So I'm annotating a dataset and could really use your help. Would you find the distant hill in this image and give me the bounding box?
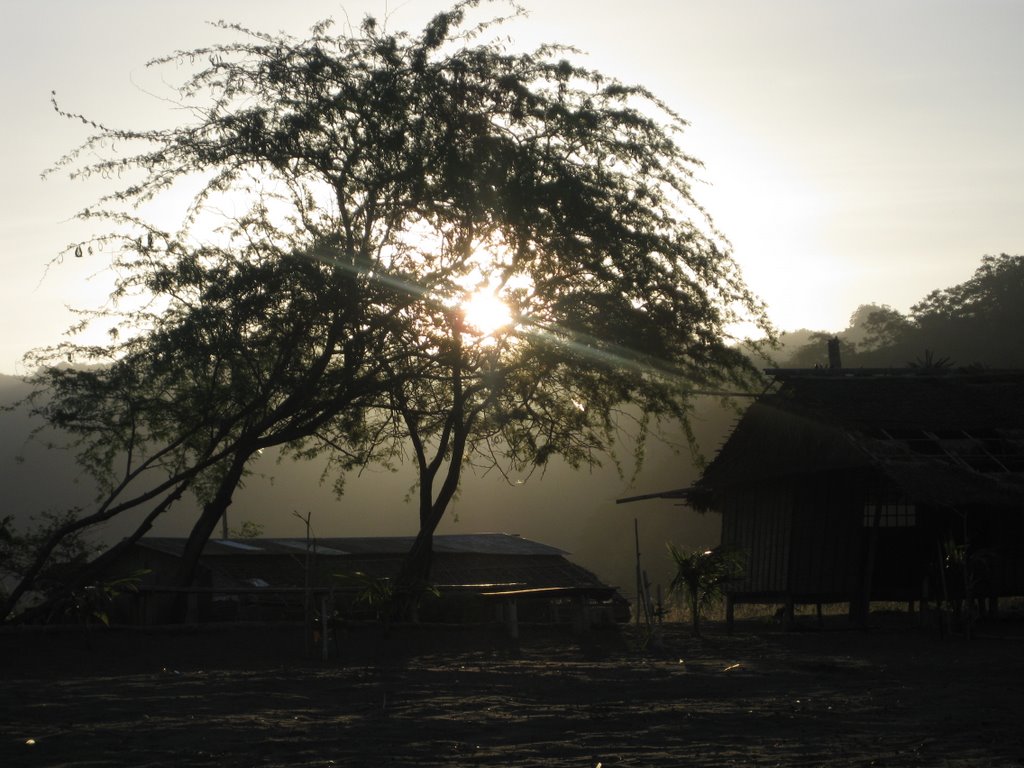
[770,328,824,365]
[0,374,99,528]
[778,256,1024,370]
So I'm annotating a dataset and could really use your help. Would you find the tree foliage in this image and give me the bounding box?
[13,1,770,620]
[1,511,98,619]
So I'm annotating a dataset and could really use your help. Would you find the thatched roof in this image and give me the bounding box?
[698,369,1024,508]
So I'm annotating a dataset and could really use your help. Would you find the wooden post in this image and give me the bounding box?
[854,502,882,628]
[725,595,735,633]
[958,508,975,641]
[573,595,590,635]
[634,519,642,630]
[651,584,664,649]
[641,570,654,627]
[936,537,951,637]
[504,598,519,640]
[186,591,199,623]
[321,594,330,662]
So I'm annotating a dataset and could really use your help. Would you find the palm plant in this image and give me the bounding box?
[668,545,744,636]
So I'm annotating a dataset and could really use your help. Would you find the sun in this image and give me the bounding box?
[462,289,513,336]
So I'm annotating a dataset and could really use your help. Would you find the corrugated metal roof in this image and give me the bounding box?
[135,533,567,559]
[270,539,350,555]
[126,534,602,593]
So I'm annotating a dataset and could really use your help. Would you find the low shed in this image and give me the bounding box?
[111,533,624,626]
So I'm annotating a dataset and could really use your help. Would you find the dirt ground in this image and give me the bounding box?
[2,615,1023,767]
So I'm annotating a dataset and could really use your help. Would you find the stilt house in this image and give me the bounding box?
[626,368,1024,624]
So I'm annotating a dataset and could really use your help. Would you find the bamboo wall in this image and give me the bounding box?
[721,469,1024,605]
[720,479,793,598]
[788,472,865,600]
[721,470,890,603]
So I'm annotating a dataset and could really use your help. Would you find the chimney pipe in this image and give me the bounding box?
[827,337,842,369]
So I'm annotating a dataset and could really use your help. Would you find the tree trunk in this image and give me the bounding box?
[392,527,435,620]
[389,325,470,622]
[390,455,463,620]
[162,451,251,623]
[389,501,446,622]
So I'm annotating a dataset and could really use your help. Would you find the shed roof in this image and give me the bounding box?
[137,533,567,559]
[128,534,608,592]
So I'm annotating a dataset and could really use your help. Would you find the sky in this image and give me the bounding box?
[2,1,1024,591]
[2,0,1023,375]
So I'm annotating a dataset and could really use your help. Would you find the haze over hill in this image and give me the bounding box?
[0,373,734,598]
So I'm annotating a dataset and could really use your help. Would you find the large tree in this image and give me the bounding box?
[20,0,770,619]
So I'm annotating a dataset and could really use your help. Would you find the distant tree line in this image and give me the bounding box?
[782,254,1024,370]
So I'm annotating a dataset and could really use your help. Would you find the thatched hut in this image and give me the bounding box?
[626,369,1024,626]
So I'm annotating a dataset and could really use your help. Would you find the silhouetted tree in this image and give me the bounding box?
[1,511,98,617]
[3,243,399,621]
[22,1,770,619]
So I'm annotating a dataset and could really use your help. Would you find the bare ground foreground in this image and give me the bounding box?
[2,615,1023,767]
